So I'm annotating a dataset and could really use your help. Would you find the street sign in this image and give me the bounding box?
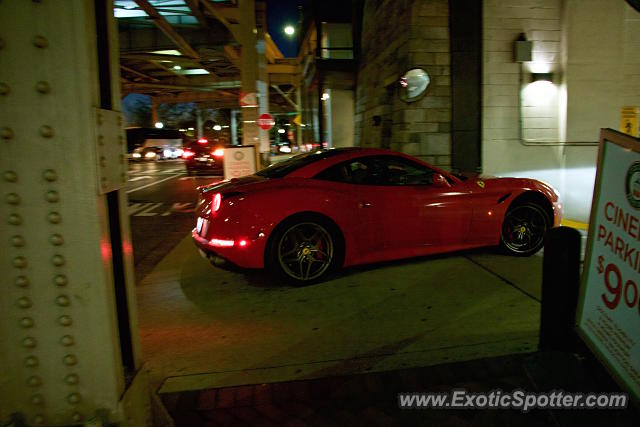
[577,128,640,401]
[258,113,275,130]
[621,106,639,137]
[239,92,257,107]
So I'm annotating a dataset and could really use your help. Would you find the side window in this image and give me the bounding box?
[315,156,437,186]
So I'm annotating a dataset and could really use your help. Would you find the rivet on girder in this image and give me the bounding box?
[30,394,44,405]
[40,125,54,138]
[119,136,124,145]
[72,413,83,422]
[51,254,65,266]
[11,235,25,247]
[0,82,9,95]
[4,171,18,182]
[65,373,79,385]
[0,38,4,50]
[67,393,81,405]
[9,213,23,225]
[47,211,61,224]
[6,193,21,205]
[1,127,14,140]
[54,274,68,287]
[97,113,103,125]
[118,116,123,127]
[45,190,59,203]
[100,156,106,167]
[17,297,32,309]
[43,169,57,182]
[98,135,104,146]
[35,81,51,94]
[24,356,39,368]
[15,276,29,288]
[22,336,37,348]
[55,295,70,307]
[49,234,63,246]
[58,315,72,326]
[13,256,27,268]
[60,335,74,346]
[34,415,45,425]
[20,318,35,329]
[33,35,48,48]
[27,377,42,388]
[63,354,78,366]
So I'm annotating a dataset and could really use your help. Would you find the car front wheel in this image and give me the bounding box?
[500,202,550,256]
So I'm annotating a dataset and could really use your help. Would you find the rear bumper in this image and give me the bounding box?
[191,228,265,268]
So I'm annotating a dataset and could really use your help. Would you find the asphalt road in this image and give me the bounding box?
[126,160,222,282]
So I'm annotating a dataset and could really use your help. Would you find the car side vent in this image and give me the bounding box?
[497,193,511,204]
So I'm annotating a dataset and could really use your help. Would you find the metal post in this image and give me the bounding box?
[231,109,238,145]
[0,1,149,424]
[539,226,582,352]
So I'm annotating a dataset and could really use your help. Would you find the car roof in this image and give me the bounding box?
[282,147,456,180]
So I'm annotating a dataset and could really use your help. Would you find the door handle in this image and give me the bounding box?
[359,201,372,208]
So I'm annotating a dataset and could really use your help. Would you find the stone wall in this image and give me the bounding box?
[355,0,452,168]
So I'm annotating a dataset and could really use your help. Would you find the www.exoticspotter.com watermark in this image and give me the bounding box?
[398,389,628,412]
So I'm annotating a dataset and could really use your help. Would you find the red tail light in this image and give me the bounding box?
[212,148,224,157]
[197,138,208,144]
[182,150,195,159]
[212,193,221,212]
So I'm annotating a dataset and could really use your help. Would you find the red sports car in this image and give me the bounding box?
[192,148,561,284]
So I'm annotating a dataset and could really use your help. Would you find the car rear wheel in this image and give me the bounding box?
[500,202,550,256]
[268,219,338,285]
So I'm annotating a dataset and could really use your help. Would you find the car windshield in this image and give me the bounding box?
[256,149,348,178]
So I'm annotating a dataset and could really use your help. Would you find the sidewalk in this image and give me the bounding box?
[160,350,637,426]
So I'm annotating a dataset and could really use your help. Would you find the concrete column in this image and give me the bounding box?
[239,0,260,166]
[196,108,203,139]
[0,0,149,425]
[296,87,303,147]
[231,109,239,145]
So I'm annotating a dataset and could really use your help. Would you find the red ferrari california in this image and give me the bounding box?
[192,148,561,284]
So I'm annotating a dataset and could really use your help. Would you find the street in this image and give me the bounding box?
[126,160,222,282]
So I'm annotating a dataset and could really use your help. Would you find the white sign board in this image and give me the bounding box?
[578,129,640,401]
[223,145,257,180]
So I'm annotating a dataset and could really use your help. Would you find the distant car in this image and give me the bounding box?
[192,148,562,285]
[182,138,225,175]
[131,145,163,161]
[130,138,184,161]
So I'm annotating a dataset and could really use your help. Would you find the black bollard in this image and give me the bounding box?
[539,226,583,352]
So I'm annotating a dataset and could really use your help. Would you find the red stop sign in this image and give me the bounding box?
[257,113,275,130]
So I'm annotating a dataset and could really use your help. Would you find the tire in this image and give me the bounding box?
[500,202,550,256]
[267,216,340,285]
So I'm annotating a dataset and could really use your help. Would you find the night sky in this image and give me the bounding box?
[266,0,307,57]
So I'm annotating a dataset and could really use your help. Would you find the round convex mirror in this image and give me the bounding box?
[399,68,430,102]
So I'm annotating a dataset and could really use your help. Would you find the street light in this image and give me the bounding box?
[213,124,222,131]
[284,25,295,36]
[155,122,164,129]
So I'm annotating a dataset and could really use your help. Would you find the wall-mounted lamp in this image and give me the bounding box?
[531,72,553,83]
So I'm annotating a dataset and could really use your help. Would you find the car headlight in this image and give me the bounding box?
[145,151,157,158]
[132,152,141,158]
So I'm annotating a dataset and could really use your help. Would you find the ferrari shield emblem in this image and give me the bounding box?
[476,180,485,189]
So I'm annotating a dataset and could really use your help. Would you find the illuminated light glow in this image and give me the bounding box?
[213,124,222,131]
[488,211,493,216]
[522,80,556,106]
[212,193,222,212]
[188,127,194,131]
[279,146,292,153]
[284,25,295,35]
[175,148,183,156]
[238,239,248,247]
[151,49,181,56]
[179,128,187,132]
[172,65,182,70]
[212,148,224,157]
[209,238,234,248]
[278,128,285,134]
[243,120,257,123]
[182,150,195,159]
[181,69,209,75]
[100,240,112,260]
[197,138,208,144]
[163,149,172,158]
[144,151,156,158]
[155,122,164,129]
[132,152,141,158]
[321,92,330,101]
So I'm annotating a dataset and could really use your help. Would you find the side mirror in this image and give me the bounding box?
[432,173,450,188]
